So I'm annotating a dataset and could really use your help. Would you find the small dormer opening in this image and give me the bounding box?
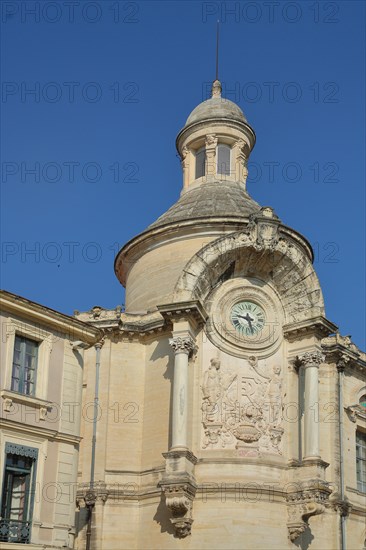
[195,146,206,179]
[217,143,231,176]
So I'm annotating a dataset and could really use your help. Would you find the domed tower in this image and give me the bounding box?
[114,80,260,313]
[76,78,366,550]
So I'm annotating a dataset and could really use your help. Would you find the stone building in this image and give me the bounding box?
[0,290,101,549]
[74,80,366,549]
[1,79,365,550]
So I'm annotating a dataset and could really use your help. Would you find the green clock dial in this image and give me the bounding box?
[230,301,265,336]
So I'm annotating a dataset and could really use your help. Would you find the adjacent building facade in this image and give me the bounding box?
[0,291,101,549]
[1,79,365,549]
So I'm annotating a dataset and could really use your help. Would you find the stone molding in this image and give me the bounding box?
[1,390,52,421]
[162,449,198,465]
[157,301,208,326]
[284,316,337,341]
[77,303,209,341]
[0,290,101,344]
[176,118,256,160]
[322,333,366,373]
[1,417,82,445]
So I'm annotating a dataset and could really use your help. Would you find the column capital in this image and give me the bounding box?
[297,351,324,369]
[169,336,195,355]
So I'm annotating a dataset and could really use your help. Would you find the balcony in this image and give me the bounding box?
[0,519,31,544]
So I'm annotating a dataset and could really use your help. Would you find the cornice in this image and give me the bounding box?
[114,218,249,286]
[0,290,102,344]
[321,333,366,372]
[120,310,166,336]
[157,301,207,326]
[175,117,256,154]
[283,316,338,342]
[0,418,81,445]
[115,217,314,288]
[278,224,314,263]
[94,302,209,341]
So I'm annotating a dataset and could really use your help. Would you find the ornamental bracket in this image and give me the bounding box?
[286,479,331,542]
[159,481,197,538]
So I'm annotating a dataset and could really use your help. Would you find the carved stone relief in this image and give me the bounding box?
[201,356,284,456]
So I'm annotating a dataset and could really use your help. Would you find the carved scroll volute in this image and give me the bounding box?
[287,502,325,542]
[162,483,196,538]
[286,481,331,542]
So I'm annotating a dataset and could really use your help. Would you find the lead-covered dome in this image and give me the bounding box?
[185,96,247,127]
[184,79,247,128]
[148,180,260,230]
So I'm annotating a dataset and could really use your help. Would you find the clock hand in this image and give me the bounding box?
[236,313,255,333]
[236,313,254,322]
[243,313,254,323]
[247,318,254,333]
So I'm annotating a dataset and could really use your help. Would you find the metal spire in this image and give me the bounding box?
[212,21,222,98]
[216,20,220,81]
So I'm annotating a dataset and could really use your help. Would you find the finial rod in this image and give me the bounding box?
[216,20,220,81]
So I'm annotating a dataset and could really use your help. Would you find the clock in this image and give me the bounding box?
[205,278,283,358]
[230,301,265,337]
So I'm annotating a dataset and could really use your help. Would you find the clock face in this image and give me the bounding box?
[230,301,265,337]
[206,278,282,358]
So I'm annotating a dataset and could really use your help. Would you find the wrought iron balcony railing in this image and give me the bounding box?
[0,518,31,543]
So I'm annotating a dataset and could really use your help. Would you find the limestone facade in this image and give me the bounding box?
[0,291,101,549]
[74,82,366,549]
[1,79,365,550]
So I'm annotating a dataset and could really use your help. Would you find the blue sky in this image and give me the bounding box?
[1,0,365,348]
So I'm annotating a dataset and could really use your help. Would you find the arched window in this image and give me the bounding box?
[359,394,366,409]
[195,147,206,179]
[217,144,231,176]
